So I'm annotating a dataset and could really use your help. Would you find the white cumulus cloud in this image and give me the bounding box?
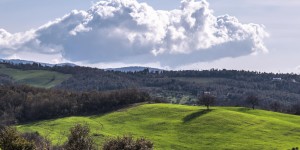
[0,0,268,67]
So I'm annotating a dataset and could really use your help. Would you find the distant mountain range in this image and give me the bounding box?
[0,59,163,72]
[105,66,164,72]
[0,59,77,67]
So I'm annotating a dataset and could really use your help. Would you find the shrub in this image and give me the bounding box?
[22,132,51,150]
[64,124,96,150]
[102,135,153,150]
[0,126,35,150]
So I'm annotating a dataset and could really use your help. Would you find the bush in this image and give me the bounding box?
[0,126,35,150]
[102,135,153,150]
[64,124,96,150]
[22,132,51,150]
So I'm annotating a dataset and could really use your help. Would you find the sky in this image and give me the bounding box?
[0,0,299,73]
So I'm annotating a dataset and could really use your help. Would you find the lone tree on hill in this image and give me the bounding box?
[246,95,259,110]
[198,93,215,110]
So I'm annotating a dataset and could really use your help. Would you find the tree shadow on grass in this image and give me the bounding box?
[183,109,213,123]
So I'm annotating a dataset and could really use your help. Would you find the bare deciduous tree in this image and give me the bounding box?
[246,95,259,110]
[198,93,215,110]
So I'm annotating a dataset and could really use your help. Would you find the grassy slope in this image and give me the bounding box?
[0,65,71,88]
[18,104,300,150]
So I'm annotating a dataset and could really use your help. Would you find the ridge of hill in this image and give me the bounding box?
[17,104,300,150]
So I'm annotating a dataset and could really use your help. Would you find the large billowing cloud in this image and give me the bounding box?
[0,0,268,67]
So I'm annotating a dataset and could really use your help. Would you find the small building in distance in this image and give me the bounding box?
[272,78,282,81]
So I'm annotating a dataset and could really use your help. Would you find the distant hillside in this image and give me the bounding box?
[0,59,77,67]
[17,104,300,150]
[2,61,300,114]
[105,66,163,72]
[0,64,71,88]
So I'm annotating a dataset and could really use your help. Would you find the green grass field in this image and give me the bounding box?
[0,65,71,88]
[17,104,300,150]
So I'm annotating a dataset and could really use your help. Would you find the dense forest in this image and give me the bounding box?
[0,85,151,125]
[2,62,300,116]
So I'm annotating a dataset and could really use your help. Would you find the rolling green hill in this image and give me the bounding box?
[17,104,300,150]
[0,65,71,88]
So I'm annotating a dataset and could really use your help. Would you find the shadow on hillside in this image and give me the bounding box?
[183,109,212,123]
[237,107,251,112]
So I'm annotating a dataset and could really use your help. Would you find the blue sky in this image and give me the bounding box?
[0,0,299,73]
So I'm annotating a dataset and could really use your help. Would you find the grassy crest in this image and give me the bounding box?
[17,104,300,149]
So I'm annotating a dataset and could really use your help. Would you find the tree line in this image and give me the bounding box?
[0,85,151,126]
